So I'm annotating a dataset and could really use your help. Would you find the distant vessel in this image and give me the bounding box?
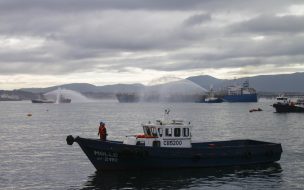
[223,80,257,102]
[66,109,282,171]
[32,96,71,103]
[201,86,223,103]
[32,89,71,104]
[273,95,304,113]
[116,93,140,103]
[31,99,55,103]
[55,88,71,103]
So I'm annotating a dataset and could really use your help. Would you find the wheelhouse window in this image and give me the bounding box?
[165,128,172,137]
[144,126,158,137]
[144,126,151,136]
[150,127,157,137]
[174,128,181,137]
[158,128,163,137]
[183,128,189,137]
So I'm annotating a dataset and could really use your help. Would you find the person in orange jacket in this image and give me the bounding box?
[98,122,107,141]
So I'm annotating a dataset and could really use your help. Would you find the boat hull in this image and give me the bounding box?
[202,98,223,103]
[223,94,258,102]
[31,99,54,103]
[69,136,282,171]
[273,103,304,113]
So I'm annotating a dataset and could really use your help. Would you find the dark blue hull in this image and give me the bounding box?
[68,136,282,171]
[223,94,257,102]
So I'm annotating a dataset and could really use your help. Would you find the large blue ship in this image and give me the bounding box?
[223,80,258,102]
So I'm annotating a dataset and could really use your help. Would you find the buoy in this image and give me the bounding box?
[27,113,32,117]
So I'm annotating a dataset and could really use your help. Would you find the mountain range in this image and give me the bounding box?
[20,72,304,94]
[187,72,304,92]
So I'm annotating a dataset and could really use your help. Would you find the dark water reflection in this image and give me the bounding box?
[80,164,282,190]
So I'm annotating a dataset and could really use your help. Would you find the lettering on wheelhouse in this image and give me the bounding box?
[94,150,118,162]
[163,140,183,146]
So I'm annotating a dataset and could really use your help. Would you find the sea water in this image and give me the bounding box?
[0,101,303,189]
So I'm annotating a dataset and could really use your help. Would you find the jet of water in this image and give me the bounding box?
[142,77,207,102]
[44,88,92,103]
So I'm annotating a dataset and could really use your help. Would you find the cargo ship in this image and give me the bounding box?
[223,80,257,102]
[66,110,282,171]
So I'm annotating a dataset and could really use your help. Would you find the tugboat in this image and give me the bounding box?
[31,99,55,103]
[66,110,282,171]
[116,93,140,103]
[223,80,257,102]
[273,95,304,113]
[201,86,223,103]
[55,88,71,103]
[31,94,55,103]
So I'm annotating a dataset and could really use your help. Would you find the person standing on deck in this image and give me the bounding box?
[98,122,107,141]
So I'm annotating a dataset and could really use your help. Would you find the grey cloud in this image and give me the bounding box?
[107,33,304,72]
[0,0,303,78]
[231,15,304,34]
[0,0,300,12]
[183,13,211,26]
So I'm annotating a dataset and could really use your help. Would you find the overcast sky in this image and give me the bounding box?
[1,0,304,89]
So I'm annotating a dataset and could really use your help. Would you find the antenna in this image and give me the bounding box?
[165,108,170,115]
[163,108,170,123]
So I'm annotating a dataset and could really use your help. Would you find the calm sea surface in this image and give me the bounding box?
[0,101,304,189]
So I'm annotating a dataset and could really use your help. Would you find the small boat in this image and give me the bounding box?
[203,97,223,103]
[66,110,282,171]
[201,86,223,103]
[273,95,304,113]
[249,108,263,112]
[31,93,55,103]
